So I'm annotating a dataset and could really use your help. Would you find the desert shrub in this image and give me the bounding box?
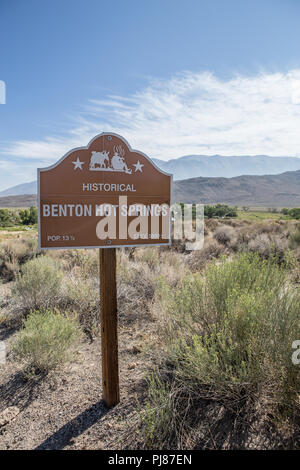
[0,259,19,283]
[117,262,155,324]
[289,224,300,249]
[187,239,224,272]
[11,256,63,315]
[231,226,253,248]
[221,218,240,228]
[61,269,98,338]
[12,309,82,375]
[141,253,300,449]
[254,222,284,235]
[115,250,158,324]
[141,374,176,447]
[156,251,189,286]
[248,234,288,261]
[213,225,234,245]
[134,247,160,269]
[41,250,99,338]
[49,249,98,277]
[0,281,9,324]
[236,222,284,248]
[168,238,186,253]
[0,237,39,281]
[229,222,289,259]
[204,218,219,233]
[248,233,272,257]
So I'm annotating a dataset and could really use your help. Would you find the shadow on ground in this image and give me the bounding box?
[0,326,18,342]
[35,401,109,450]
[0,371,43,412]
[192,400,300,450]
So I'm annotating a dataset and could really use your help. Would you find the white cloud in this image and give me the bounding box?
[0,158,37,191]
[3,70,300,164]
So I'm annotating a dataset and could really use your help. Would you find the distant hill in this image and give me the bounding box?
[0,194,37,208]
[0,181,37,196]
[2,168,300,208]
[1,155,300,197]
[1,155,300,198]
[154,155,300,180]
[173,170,300,207]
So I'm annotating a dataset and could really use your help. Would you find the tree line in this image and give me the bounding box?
[0,207,38,227]
[204,204,237,218]
[281,208,300,219]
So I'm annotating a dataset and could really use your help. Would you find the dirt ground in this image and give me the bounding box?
[0,231,299,450]
[1,320,298,450]
[0,321,152,450]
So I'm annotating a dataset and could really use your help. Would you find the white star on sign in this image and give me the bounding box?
[72,157,84,170]
[133,160,144,173]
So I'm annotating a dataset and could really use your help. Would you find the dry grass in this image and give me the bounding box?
[213,225,235,245]
[187,238,224,272]
[0,237,39,282]
[12,309,83,377]
[1,218,300,450]
[140,253,300,449]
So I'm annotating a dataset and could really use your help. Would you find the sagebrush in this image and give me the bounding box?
[12,309,82,375]
[141,253,300,449]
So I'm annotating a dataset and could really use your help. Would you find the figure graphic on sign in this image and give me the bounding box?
[89,146,133,174]
[89,150,109,170]
[111,146,132,174]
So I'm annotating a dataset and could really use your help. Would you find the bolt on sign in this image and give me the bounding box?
[38,133,172,249]
[38,133,172,408]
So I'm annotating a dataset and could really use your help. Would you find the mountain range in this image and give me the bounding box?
[2,155,300,198]
[2,155,300,208]
[172,170,300,207]
[153,155,300,180]
[1,170,300,208]
[0,181,37,196]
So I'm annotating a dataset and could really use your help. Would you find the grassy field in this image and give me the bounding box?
[0,225,37,232]
[237,209,292,220]
[0,226,37,244]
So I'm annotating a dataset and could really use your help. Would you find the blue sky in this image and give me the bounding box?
[1,0,300,190]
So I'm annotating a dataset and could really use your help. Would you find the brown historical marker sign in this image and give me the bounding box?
[38,133,172,249]
[38,133,172,408]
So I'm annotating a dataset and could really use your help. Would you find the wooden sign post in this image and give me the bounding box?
[100,248,119,407]
[38,133,172,408]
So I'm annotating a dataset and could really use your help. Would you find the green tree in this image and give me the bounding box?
[288,208,300,219]
[204,204,237,218]
[0,208,20,227]
[19,206,38,225]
